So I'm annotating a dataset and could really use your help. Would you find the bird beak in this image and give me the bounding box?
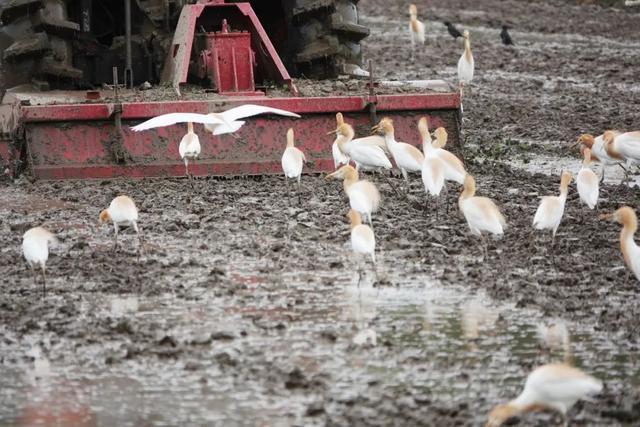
[327,128,339,136]
[325,172,335,181]
[598,213,613,221]
[371,124,380,135]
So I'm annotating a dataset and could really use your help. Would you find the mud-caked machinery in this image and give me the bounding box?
[0,0,461,179]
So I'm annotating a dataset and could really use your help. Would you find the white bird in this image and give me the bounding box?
[419,119,445,212]
[99,195,141,251]
[533,170,571,246]
[326,165,381,226]
[485,363,603,427]
[457,30,474,89]
[431,126,467,184]
[130,104,301,135]
[348,209,376,264]
[330,122,392,173]
[332,113,351,168]
[408,4,425,60]
[281,128,306,201]
[573,132,622,182]
[22,227,58,295]
[179,121,201,179]
[459,174,506,259]
[537,322,571,362]
[600,206,640,283]
[576,148,599,209]
[372,117,424,182]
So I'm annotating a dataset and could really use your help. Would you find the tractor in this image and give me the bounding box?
[0,0,461,180]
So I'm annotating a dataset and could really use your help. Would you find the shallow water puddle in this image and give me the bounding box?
[0,260,637,426]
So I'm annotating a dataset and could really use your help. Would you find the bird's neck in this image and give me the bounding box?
[620,220,638,265]
[384,131,397,146]
[604,139,623,160]
[459,185,475,200]
[187,122,194,134]
[464,39,472,62]
[343,170,358,191]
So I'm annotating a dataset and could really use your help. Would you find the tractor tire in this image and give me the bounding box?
[0,0,82,93]
[285,0,369,78]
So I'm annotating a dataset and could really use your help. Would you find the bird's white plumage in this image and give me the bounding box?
[409,19,425,45]
[435,148,466,184]
[458,38,474,85]
[533,196,566,236]
[460,197,506,236]
[351,224,376,263]
[107,196,138,227]
[577,167,599,209]
[422,157,445,196]
[179,132,200,161]
[281,147,305,179]
[512,364,603,415]
[345,143,392,170]
[131,104,300,135]
[387,139,423,174]
[347,181,380,222]
[22,227,56,270]
[590,132,621,166]
[610,131,640,165]
[332,140,350,169]
[131,113,226,132]
[624,236,640,281]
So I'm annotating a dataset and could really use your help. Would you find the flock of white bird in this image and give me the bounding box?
[17,4,640,426]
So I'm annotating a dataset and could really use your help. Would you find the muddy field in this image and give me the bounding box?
[2,0,640,426]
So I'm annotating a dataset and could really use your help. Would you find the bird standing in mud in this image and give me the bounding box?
[22,227,58,295]
[329,122,392,174]
[458,175,507,259]
[577,148,599,210]
[573,132,622,183]
[326,165,380,227]
[130,104,301,136]
[600,206,640,283]
[331,113,350,169]
[500,25,514,45]
[485,363,603,427]
[532,171,572,248]
[347,209,376,287]
[419,118,445,213]
[99,195,141,252]
[179,122,200,180]
[444,21,463,39]
[281,128,306,202]
[408,4,425,60]
[373,117,423,187]
[458,30,475,91]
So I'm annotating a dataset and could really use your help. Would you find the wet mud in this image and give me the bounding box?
[2,0,640,425]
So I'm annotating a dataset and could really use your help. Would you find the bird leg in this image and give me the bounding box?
[383,174,402,197]
[112,224,119,252]
[41,265,46,297]
[297,178,302,205]
[550,233,558,271]
[134,222,144,261]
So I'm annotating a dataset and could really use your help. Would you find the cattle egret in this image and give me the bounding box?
[179,122,201,179]
[577,148,599,210]
[326,165,380,227]
[432,126,467,184]
[419,119,445,213]
[533,171,572,247]
[348,209,376,287]
[329,122,392,173]
[408,4,425,60]
[602,130,640,179]
[458,30,474,89]
[600,206,640,283]
[485,364,602,427]
[281,128,306,202]
[537,322,572,363]
[332,113,351,168]
[99,195,141,251]
[573,132,622,182]
[22,227,57,295]
[130,104,301,135]
[459,175,506,259]
[372,117,424,184]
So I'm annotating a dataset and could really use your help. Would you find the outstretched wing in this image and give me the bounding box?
[130,113,226,132]
[219,104,301,123]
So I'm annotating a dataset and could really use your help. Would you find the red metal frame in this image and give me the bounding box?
[20,93,461,180]
[162,0,296,95]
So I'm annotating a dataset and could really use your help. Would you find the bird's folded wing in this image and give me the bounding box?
[220,104,301,122]
[130,113,226,132]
